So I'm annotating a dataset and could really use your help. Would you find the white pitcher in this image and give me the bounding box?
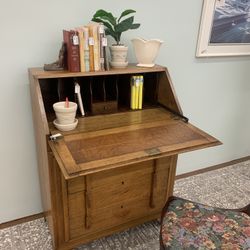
[131,38,163,67]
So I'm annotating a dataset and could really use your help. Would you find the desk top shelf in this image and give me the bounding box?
[29,64,166,79]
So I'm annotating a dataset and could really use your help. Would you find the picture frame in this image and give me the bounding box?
[196,0,250,57]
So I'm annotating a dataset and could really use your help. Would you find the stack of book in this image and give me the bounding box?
[63,22,109,72]
[130,75,144,110]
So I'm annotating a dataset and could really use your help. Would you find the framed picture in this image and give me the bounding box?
[196,0,250,57]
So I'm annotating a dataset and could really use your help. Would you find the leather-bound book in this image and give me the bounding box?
[63,30,80,72]
[75,27,85,72]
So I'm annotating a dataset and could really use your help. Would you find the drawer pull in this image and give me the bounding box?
[85,191,91,229]
[85,176,91,229]
[149,159,157,208]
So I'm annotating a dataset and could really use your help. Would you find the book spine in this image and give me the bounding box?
[63,30,71,71]
[77,29,85,72]
[83,27,90,72]
[130,76,136,110]
[71,30,80,72]
[93,25,100,71]
[138,76,143,109]
[88,27,95,72]
[134,76,140,109]
[103,42,110,71]
[63,30,80,72]
[99,24,105,71]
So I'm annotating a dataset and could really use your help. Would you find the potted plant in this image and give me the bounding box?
[92,9,140,68]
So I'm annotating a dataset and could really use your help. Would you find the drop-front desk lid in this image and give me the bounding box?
[49,108,221,179]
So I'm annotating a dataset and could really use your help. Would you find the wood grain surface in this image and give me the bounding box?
[29,65,221,249]
[49,108,220,177]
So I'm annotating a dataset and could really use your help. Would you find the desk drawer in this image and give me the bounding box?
[65,157,171,240]
[92,101,118,115]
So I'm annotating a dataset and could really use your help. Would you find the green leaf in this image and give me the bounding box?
[116,32,122,44]
[130,23,140,29]
[92,17,115,32]
[118,9,136,22]
[93,9,116,26]
[115,16,134,33]
[105,29,119,44]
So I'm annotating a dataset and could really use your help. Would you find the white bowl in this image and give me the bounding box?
[53,119,78,132]
[53,101,77,125]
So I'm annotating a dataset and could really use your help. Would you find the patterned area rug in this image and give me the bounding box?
[1,160,250,250]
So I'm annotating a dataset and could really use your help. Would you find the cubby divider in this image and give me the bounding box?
[38,71,162,121]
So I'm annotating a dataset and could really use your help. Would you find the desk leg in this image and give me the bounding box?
[167,155,178,199]
[61,175,70,242]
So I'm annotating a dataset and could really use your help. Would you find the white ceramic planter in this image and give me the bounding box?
[53,101,77,125]
[109,45,128,68]
[53,119,78,131]
[131,38,163,67]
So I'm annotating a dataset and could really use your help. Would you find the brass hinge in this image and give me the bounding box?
[145,148,161,156]
[49,133,63,141]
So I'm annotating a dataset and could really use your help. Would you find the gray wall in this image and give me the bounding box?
[0,0,250,223]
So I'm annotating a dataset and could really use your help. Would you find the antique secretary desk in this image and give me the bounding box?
[29,65,220,250]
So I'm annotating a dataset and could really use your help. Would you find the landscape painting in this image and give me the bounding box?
[196,0,250,57]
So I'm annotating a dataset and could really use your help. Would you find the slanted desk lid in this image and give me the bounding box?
[49,108,221,178]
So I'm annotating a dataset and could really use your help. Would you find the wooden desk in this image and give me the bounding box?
[29,65,220,249]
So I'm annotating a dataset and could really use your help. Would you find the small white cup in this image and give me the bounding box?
[53,101,77,125]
